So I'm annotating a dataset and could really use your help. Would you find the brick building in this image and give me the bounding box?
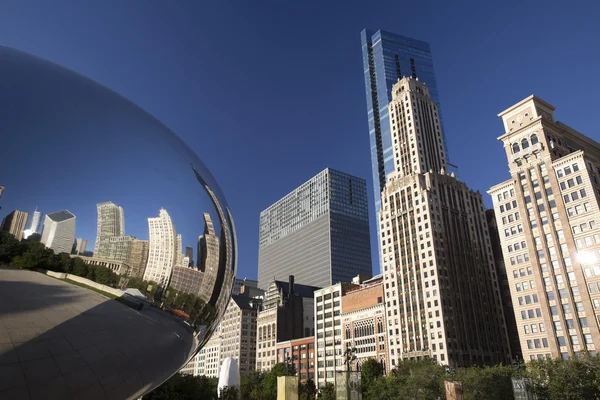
[276,336,315,383]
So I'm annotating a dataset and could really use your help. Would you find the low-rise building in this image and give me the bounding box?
[276,336,315,383]
[314,280,360,388]
[256,276,319,372]
[72,255,130,275]
[341,275,388,373]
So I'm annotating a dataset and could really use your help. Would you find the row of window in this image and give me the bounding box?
[573,220,597,234]
[521,308,542,320]
[524,323,545,334]
[507,240,527,253]
[515,279,536,292]
[511,134,539,154]
[567,202,592,216]
[563,189,587,203]
[556,162,580,178]
[496,189,515,202]
[501,212,521,226]
[526,338,549,349]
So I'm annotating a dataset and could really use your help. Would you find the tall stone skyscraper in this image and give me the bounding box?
[258,168,372,289]
[489,95,600,361]
[0,210,28,239]
[143,208,176,287]
[94,201,124,258]
[380,77,509,368]
[40,210,76,254]
[198,213,220,302]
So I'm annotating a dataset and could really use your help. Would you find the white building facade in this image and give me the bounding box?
[40,210,76,254]
[143,208,176,286]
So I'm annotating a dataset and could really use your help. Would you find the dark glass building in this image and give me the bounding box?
[258,168,372,289]
[361,29,449,215]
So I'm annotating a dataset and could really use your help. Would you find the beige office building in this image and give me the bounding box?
[380,77,509,369]
[94,201,125,259]
[489,95,600,360]
[128,238,149,278]
[0,210,28,240]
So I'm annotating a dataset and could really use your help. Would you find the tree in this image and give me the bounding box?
[451,364,514,400]
[0,231,24,264]
[144,373,218,399]
[299,378,317,400]
[317,382,335,400]
[219,385,240,400]
[361,358,384,395]
[240,370,265,400]
[526,355,600,400]
[364,358,445,400]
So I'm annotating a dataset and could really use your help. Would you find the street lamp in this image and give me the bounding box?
[344,347,358,372]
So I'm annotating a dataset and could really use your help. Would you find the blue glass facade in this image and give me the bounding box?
[361,29,449,215]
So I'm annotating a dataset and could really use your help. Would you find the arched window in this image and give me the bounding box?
[512,143,520,153]
[521,138,530,149]
[531,134,539,145]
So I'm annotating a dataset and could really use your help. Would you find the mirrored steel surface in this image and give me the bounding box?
[0,46,236,399]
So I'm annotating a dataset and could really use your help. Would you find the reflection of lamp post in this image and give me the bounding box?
[344,347,357,372]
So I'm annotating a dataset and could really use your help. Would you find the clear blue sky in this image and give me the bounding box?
[1,0,599,280]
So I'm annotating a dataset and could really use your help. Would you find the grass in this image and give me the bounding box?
[63,277,119,299]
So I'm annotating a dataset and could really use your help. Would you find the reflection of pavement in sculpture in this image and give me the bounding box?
[0,269,194,400]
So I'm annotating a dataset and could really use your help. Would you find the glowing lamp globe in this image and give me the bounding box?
[0,46,236,399]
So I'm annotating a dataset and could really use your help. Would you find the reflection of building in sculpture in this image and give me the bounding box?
[341,275,388,376]
[185,246,194,266]
[382,77,509,368]
[175,233,183,267]
[191,163,237,350]
[73,255,130,275]
[22,208,42,239]
[170,265,204,295]
[0,210,28,240]
[258,168,372,289]
[94,201,124,258]
[127,239,149,278]
[198,213,220,302]
[276,336,315,383]
[256,276,318,372]
[40,210,76,254]
[143,208,176,286]
[490,95,600,362]
[72,238,88,255]
[106,235,134,263]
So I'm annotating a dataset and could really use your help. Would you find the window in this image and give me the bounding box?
[531,134,539,144]
[522,138,530,149]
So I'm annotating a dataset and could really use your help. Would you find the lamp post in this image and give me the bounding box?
[344,347,357,372]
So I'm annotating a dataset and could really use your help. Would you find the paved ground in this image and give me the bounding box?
[0,269,197,400]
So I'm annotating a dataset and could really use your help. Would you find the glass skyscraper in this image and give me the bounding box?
[361,29,449,214]
[258,168,372,289]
